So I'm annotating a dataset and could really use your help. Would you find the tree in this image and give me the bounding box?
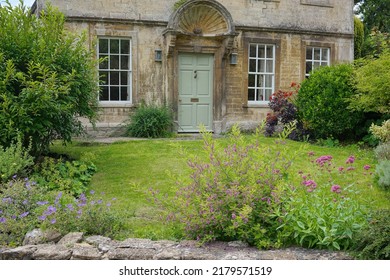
[350,51,390,114]
[0,1,99,156]
[355,0,390,33]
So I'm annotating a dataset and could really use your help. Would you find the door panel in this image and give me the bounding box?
[178,53,213,132]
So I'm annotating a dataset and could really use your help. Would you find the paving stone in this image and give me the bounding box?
[1,245,38,260]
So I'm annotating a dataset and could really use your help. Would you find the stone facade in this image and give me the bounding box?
[33,0,354,135]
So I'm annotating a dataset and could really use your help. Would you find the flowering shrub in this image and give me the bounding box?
[159,125,298,248]
[275,152,371,250]
[0,178,122,246]
[265,83,308,141]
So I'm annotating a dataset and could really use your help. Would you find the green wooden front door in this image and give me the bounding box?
[178,53,214,132]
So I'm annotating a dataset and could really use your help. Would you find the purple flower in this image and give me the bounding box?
[315,155,333,167]
[38,215,47,221]
[338,167,344,172]
[12,174,17,179]
[303,180,317,188]
[90,190,95,195]
[23,200,29,205]
[55,192,63,204]
[308,151,315,156]
[0,210,2,214]
[106,202,112,207]
[19,212,29,218]
[346,156,355,164]
[2,197,12,204]
[232,213,236,219]
[0,217,6,223]
[97,200,103,205]
[66,204,74,211]
[37,201,49,206]
[331,185,342,193]
[364,165,371,170]
[44,205,57,216]
[347,166,355,171]
[50,219,56,224]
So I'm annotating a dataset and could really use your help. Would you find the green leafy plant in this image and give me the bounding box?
[126,104,174,138]
[370,120,390,143]
[296,64,363,140]
[275,154,371,250]
[354,16,365,59]
[32,157,97,197]
[352,209,390,260]
[0,136,33,184]
[174,0,188,10]
[0,3,99,156]
[374,142,390,161]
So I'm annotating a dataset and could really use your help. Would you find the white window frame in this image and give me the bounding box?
[98,37,132,104]
[248,44,275,105]
[305,47,330,78]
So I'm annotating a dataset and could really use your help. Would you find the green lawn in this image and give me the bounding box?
[50,135,390,241]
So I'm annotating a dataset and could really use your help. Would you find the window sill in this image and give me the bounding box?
[98,102,135,108]
[243,103,270,108]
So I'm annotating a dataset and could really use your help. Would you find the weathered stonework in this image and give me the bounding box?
[0,230,354,260]
[33,0,354,135]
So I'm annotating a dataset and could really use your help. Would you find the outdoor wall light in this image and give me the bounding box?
[155,49,162,62]
[230,52,238,65]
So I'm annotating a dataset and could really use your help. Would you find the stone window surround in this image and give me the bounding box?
[242,36,281,108]
[95,29,139,108]
[301,40,335,78]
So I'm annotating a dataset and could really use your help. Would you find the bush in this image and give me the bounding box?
[296,64,363,140]
[352,209,390,260]
[350,51,390,114]
[32,157,97,197]
[374,142,390,161]
[0,3,99,156]
[370,120,390,143]
[126,104,173,138]
[354,17,365,59]
[0,137,34,184]
[375,160,390,190]
[0,178,122,246]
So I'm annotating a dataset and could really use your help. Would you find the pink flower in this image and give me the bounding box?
[346,156,355,164]
[315,155,333,166]
[303,180,317,188]
[363,165,371,170]
[338,167,344,172]
[331,185,341,193]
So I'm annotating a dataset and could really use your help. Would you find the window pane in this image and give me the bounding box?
[110,39,120,54]
[306,47,312,59]
[100,86,109,101]
[257,74,263,87]
[321,49,329,61]
[321,62,328,66]
[249,59,256,72]
[265,89,273,101]
[314,48,321,60]
[266,60,273,73]
[257,89,264,102]
[313,62,320,69]
[248,89,255,101]
[121,40,130,54]
[258,46,265,58]
[266,45,273,58]
[265,74,273,87]
[249,45,257,57]
[248,74,256,87]
[306,62,312,74]
[258,60,265,73]
[121,55,130,70]
[110,72,119,85]
[99,39,108,54]
[121,72,128,85]
[111,87,120,101]
[99,55,108,69]
[110,55,119,69]
[99,71,109,85]
[121,87,129,101]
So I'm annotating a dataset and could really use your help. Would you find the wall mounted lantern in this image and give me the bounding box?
[155,49,162,62]
[230,52,238,65]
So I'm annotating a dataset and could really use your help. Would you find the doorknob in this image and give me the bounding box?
[194,70,197,79]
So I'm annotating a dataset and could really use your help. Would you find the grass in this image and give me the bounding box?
[50,135,390,241]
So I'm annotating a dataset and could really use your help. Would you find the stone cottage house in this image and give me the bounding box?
[32,0,355,135]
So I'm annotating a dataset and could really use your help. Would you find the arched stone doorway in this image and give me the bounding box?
[163,0,237,133]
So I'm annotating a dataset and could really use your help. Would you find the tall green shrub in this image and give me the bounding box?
[126,104,173,138]
[296,64,362,140]
[354,17,365,59]
[0,2,99,156]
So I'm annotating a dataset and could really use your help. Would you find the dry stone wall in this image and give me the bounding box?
[0,229,353,260]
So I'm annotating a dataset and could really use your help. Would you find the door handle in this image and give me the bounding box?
[194,70,197,79]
